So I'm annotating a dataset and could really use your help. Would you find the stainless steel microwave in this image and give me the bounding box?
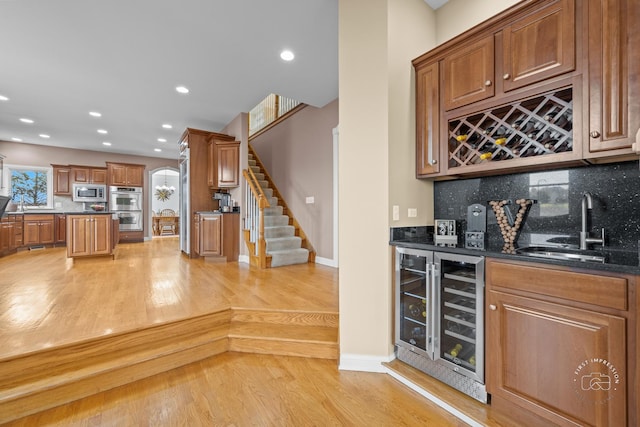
[72,183,107,202]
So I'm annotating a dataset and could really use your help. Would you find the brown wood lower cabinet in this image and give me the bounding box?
[66,214,112,258]
[23,215,54,247]
[55,214,66,245]
[486,258,635,427]
[0,214,20,255]
[194,212,239,261]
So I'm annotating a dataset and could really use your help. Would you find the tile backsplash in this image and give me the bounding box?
[434,161,640,250]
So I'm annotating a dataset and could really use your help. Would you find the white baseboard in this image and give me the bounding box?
[338,353,395,373]
[238,254,250,264]
[315,256,338,268]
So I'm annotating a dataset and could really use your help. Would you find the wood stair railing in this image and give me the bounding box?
[243,166,270,268]
[243,144,316,268]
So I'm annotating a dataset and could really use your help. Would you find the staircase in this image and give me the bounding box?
[244,147,315,268]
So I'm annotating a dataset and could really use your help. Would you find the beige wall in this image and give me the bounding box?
[436,0,521,44]
[221,113,249,257]
[338,0,527,369]
[338,0,437,368]
[251,100,338,261]
[388,0,437,228]
[0,140,178,238]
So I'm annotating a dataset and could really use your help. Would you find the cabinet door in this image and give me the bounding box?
[23,221,40,246]
[72,167,90,183]
[416,62,441,176]
[502,0,575,92]
[110,165,127,186]
[487,290,627,427]
[443,35,494,111]
[216,143,240,188]
[91,215,111,255]
[67,216,91,257]
[91,168,107,184]
[194,214,201,256]
[200,215,222,256]
[53,166,72,195]
[55,214,66,243]
[0,222,14,252]
[587,0,639,154]
[126,166,143,186]
[39,220,54,244]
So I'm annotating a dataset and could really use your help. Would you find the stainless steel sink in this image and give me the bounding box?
[515,246,606,263]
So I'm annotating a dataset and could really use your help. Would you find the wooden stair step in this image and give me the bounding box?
[229,322,338,359]
[231,308,338,328]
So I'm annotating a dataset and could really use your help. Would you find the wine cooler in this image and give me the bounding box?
[395,247,486,402]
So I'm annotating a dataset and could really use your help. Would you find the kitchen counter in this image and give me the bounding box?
[390,228,640,275]
[196,210,240,214]
[3,210,114,216]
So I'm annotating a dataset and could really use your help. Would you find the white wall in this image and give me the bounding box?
[436,0,520,44]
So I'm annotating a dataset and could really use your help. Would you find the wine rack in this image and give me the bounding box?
[448,87,573,168]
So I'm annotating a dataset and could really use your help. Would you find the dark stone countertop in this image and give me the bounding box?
[390,228,640,276]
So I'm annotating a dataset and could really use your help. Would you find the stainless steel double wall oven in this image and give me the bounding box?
[110,186,143,231]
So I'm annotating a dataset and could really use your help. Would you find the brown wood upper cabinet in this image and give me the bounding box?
[72,167,107,184]
[442,0,574,111]
[586,0,640,158]
[107,162,145,187]
[501,0,575,92]
[416,62,440,176]
[52,165,72,196]
[208,137,240,189]
[443,35,495,111]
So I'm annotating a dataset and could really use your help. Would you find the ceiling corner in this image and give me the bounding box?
[423,0,449,10]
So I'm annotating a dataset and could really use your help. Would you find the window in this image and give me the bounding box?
[3,165,53,209]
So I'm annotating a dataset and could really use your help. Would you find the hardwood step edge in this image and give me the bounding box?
[231,307,338,327]
[229,337,338,360]
[228,326,337,345]
[0,339,230,425]
[0,332,229,402]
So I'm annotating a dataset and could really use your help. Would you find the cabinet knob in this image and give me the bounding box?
[503,73,511,80]
[489,304,497,311]
[590,130,601,138]
[430,159,438,165]
[484,80,493,87]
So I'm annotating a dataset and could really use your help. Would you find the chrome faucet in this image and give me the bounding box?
[579,192,605,250]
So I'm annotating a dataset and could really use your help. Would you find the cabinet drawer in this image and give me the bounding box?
[23,214,54,222]
[487,259,627,310]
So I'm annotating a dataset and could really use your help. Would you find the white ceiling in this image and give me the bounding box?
[424,0,449,10]
[0,0,338,159]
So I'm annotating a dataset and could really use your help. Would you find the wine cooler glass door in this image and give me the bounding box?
[395,247,434,359]
[434,252,485,383]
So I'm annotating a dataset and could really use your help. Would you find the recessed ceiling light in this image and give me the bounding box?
[175,86,189,94]
[97,129,108,134]
[154,148,162,152]
[280,50,295,61]
[157,138,167,143]
[89,111,102,117]
[102,142,112,146]
[12,137,22,142]
[39,134,51,139]
[0,95,9,101]
[162,123,173,129]
[20,118,34,124]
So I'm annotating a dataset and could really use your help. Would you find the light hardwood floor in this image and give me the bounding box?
[0,237,471,426]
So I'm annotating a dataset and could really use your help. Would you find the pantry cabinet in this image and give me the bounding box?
[67,214,112,258]
[485,258,634,427]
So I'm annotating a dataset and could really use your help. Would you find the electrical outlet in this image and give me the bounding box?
[305,196,314,204]
[408,208,417,218]
[392,205,399,221]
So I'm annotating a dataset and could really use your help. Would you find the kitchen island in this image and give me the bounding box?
[66,212,118,259]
